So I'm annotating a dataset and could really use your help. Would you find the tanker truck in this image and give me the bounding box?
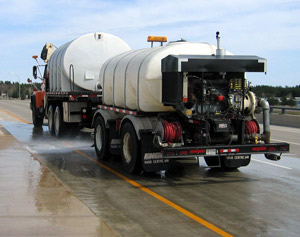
[31,32,130,136]
[31,32,289,174]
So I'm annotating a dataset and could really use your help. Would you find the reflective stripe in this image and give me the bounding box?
[99,105,137,116]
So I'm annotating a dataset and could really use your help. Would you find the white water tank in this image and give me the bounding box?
[48,33,130,92]
[100,42,225,112]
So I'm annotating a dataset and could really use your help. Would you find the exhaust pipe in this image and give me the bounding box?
[216,32,226,57]
[265,153,281,161]
[259,99,270,143]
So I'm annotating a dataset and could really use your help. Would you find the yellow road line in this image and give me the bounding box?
[0,108,29,124]
[75,150,233,237]
[2,109,233,237]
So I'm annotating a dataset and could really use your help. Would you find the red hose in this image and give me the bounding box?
[245,120,259,134]
[174,121,182,142]
[162,120,182,143]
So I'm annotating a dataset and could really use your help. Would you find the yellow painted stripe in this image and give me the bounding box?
[2,109,233,237]
[75,150,233,237]
[0,108,29,124]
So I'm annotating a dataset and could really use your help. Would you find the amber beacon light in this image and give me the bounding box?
[147,36,167,47]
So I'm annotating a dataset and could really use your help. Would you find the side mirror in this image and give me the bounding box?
[33,66,37,79]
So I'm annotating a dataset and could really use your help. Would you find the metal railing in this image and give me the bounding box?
[270,106,300,114]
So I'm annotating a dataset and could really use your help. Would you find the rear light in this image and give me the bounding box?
[280,146,288,151]
[179,151,188,155]
[82,114,87,119]
[189,149,206,154]
[220,148,240,153]
[252,147,267,151]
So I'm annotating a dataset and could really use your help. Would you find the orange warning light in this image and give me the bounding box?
[147,36,167,42]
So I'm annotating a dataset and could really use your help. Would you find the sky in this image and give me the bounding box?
[0,0,299,86]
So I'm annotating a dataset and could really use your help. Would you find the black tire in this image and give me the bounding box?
[94,116,109,160]
[54,106,64,137]
[121,122,141,174]
[32,96,44,127]
[48,105,55,135]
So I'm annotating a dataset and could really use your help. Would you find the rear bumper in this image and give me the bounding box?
[160,143,289,159]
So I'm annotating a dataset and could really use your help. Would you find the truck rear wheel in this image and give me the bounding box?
[54,106,64,137]
[121,122,141,174]
[32,96,44,127]
[94,116,109,160]
[48,105,55,135]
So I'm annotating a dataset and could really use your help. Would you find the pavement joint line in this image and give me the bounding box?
[0,108,30,124]
[3,108,234,237]
[252,158,292,170]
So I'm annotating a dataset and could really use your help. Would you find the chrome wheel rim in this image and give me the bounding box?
[123,133,132,164]
[54,109,59,135]
[48,109,52,131]
[95,125,103,151]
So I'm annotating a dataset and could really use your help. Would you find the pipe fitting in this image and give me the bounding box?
[259,99,271,143]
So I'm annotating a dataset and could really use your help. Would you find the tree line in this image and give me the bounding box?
[251,85,299,106]
[0,81,41,100]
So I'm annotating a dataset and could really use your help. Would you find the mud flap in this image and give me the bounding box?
[35,91,45,111]
[107,120,121,155]
[140,130,171,172]
[223,154,251,168]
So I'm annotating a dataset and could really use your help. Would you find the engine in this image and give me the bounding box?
[158,52,267,147]
[157,72,259,146]
[179,73,256,118]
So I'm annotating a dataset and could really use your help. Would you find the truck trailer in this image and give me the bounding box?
[31,32,290,173]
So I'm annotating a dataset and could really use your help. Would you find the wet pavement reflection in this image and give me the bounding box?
[0,123,117,236]
[1,120,300,236]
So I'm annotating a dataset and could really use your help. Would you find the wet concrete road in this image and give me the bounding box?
[0,123,116,236]
[0,100,300,236]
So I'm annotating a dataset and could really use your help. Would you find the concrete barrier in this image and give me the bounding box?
[256,113,300,128]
